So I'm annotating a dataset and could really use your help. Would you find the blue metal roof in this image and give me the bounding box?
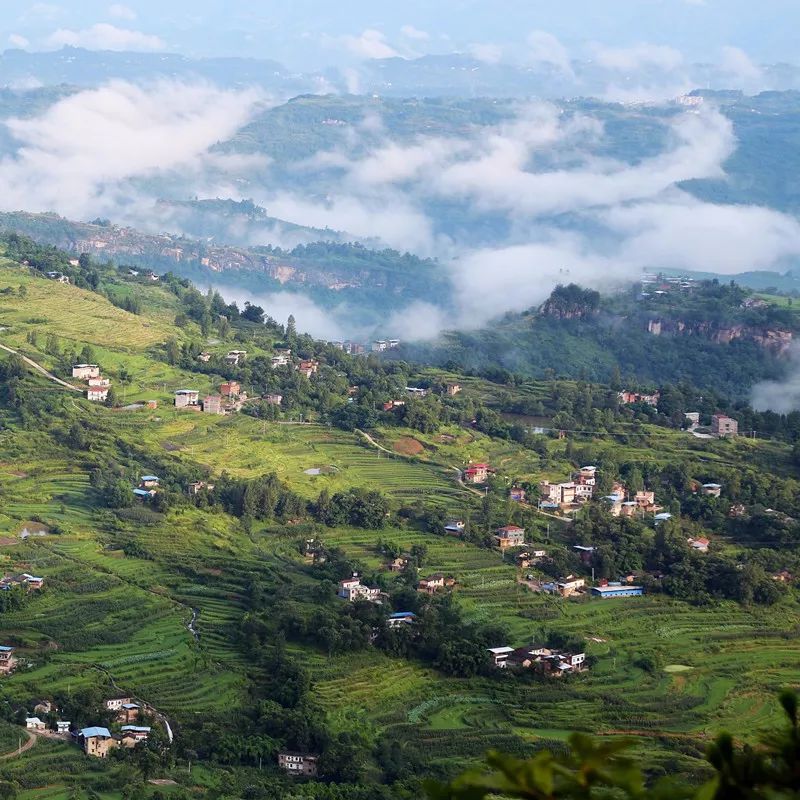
[389,612,416,619]
[0,646,13,652]
[121,726,151,732]
[133,489,152,497]
[140,475,159,482]
[80,727,111,738]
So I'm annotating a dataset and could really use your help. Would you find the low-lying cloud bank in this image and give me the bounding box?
[2,79,800,349]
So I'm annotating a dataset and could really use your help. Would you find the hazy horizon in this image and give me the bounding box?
[1,0,798,72]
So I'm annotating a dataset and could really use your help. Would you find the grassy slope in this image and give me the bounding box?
[0,266,794,793]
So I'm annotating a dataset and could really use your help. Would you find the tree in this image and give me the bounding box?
[241,303,265,324]
[164,338,180,365]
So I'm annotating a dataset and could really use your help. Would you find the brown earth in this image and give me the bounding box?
[394,437,424,456]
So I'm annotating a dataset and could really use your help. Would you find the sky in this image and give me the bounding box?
[0,0,796,69]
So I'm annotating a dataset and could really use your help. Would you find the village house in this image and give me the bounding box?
[688,537,711,553]
[117,703,140,724]
[685,412,700,427]
[573,545,596,565]
[372,340,388,352]
[711,414,739,438]
[197,352,211,363]
[271,354,290,368]
[418,574,456,595]
[33,700,51,716]
[601,493,625,516]
[494,525,525,549]
[105,696,133,712]
[591,583,644,599]
[80,727,115,758]
[72,364,100,380]
[220,381,241,398]
[388,339,400,349]
[444,519,465,535]
[203,395,223,415]
[120,726,150,746]
[26,717,46,730]
[387,611,417,628]
[405,386,429,397]
[462,463,491,484]
[174,389,200,408]
[0,645,16,674]
[702,483,723,498]
[0,573,44,591]
[225,350,247,366]
[265,394,283,406]
[487,646,515,668]
[516,549,547,569]
[188,481,215,496]
[337,575,381,603]
[445,382,462,396]
[618,390,660,407]
[139,476,159,490]
[509,487,526,502]
[298,360,319,378]
[87,376,111,388]
[635,491,660,512]
[772,570,794,583]
[387,556,409,573]
[56,721,71,735]
[278,752,319,777]
[133,488,156,500]
[86,386,109,402]
[488,643,587,676]
[46,271,70,284]
[382,400,406,412]
[556,576,586,597]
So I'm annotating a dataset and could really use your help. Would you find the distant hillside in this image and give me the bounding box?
[402,280,798,396]
[0,211,450,324]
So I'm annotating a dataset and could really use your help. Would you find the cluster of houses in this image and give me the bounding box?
[538,467,667,519]
[0,572,44,592]
[133,474,160,500]
[418,573,456,595]
[175,380,249,414]
[327,339,400,355]
[72,364,112,403]
[618,390,660,407]
[487,642,587,676]
[24,695,152,758]
[538,466,600,511]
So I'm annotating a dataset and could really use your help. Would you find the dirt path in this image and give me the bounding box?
[0,343,81,392]
[0,729,35,760]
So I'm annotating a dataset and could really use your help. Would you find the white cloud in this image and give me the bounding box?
[0,81,264,220]
[45,23,165,52]
[342,29,398,60]
[400,25,429,41]
[719,45,763,82]
[108,4,137,21]
[469,42,505,64]
[526,31,573,75]
[592,43,685,72]
[607,195,800,273]
[8,34,30,49]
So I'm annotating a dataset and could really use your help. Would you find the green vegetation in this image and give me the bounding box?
[0,242,794,798]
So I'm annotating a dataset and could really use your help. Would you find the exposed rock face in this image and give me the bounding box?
[646,318,793,354]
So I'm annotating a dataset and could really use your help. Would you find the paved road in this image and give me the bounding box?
[0,729,35,760]
[0,343,81,392]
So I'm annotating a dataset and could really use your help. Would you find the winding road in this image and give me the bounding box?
[0,729,36,760]
[0,343,82,392]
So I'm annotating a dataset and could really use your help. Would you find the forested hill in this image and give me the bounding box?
[403,281,799,396]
